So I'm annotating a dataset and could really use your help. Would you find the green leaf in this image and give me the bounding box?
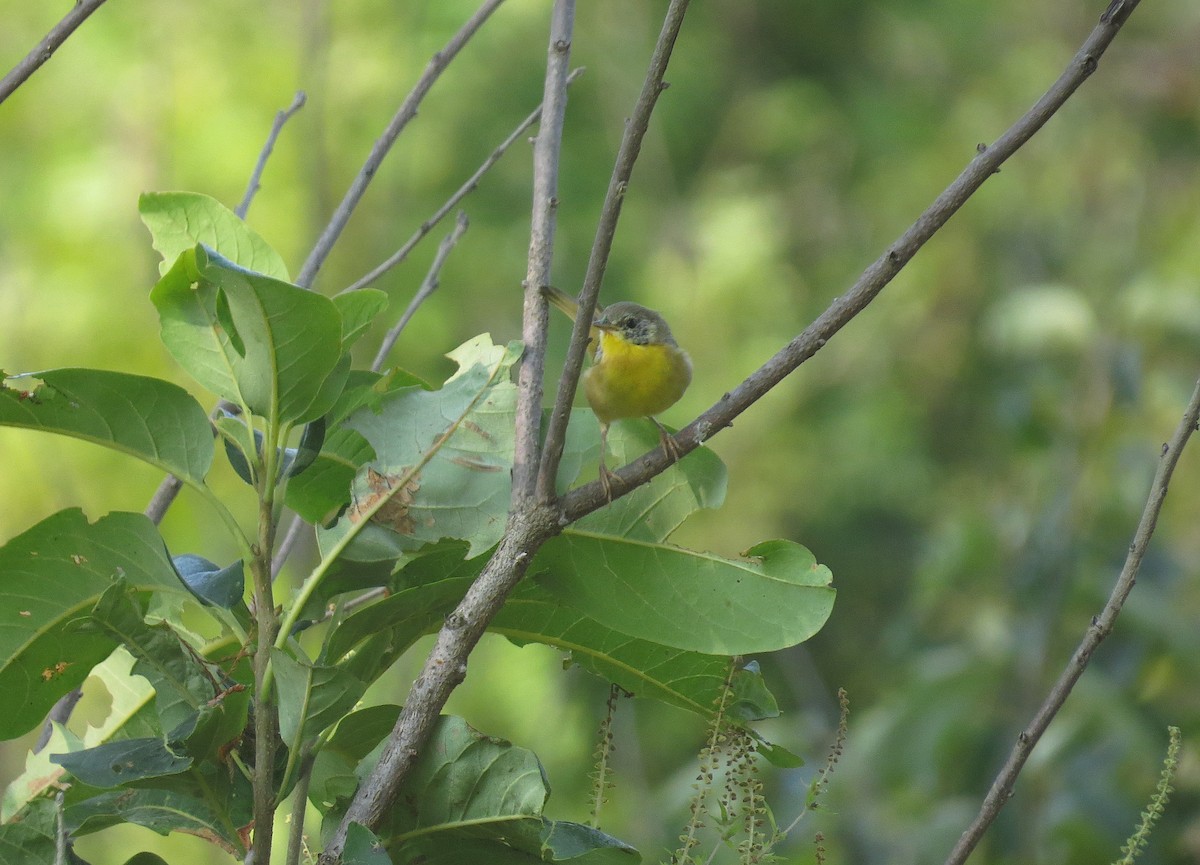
[345,822,394,865]
[0,369,214,486]
[150,245,343,423]
[90,583,215,732]
[285,370,430,526]
[0,798,58,865]
[51,736,192,788]
[333,289,390,349]
[534,537,835,654]
[272,648,368,748]
[309,705,400,813]
[494,585,779,721]
[66,788,242,853]
[323,335,520,558]
[373,716,639,863]
[0,510,188,740]
[170,554,245,609]
[139,191,289,280]
[568,416,727,539]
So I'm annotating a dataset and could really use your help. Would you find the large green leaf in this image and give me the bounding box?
[535,417,834,655]
[309,705,400,813]
[66,786,245,854]
[0,368,214,485]
[273,648,368,749]
[0,798,57,865]
[372,716,639,864]
[0,510,188,740]
[91,584,214,731]
[320,335,520,558]
[51,735,192,788]
[139,191,289,279]
[150,244,343,423]
[534,536,834,655]
[495,585,779,721]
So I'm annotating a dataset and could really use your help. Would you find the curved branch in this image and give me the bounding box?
[943,373,1200,862]
[0,0,110,106]
[559,0,1144,521]
[294,0,506,289]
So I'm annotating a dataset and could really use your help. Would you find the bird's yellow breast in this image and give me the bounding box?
[583,331,692,424]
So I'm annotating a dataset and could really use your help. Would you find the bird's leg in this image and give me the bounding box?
[652,417,682,462]
[597,422,617,501]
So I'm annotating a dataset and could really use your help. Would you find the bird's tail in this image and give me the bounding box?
[540,284,582,320]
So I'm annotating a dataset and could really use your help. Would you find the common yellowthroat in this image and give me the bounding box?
[541,285,692,498]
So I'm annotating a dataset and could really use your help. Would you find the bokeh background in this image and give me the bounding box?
[2,0,1199,862]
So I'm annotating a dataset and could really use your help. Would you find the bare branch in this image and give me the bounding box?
[0,0,110,106]
[294,0,506,289]
[237,90,307,219]
[371,211,470,372]
[535,0,692,502]
[512,0,577,502]
[559,0,1145,521]
[342,68,584,295]
[942,379,1200,862]
[143,475,184,526]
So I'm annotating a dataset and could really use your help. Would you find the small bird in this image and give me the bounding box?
[541,285,692,498]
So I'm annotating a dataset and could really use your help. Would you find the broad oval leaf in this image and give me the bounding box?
[150,245,344,424]
[0,368,214,486]
[321,335,520,558]
[0,510,189,740]
[533,537,835,654]
[139,191,289,279]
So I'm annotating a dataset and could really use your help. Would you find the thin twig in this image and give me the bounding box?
[0,0,110,106]
[558,0,1145,522]
[237,90,307,219]
[943,379,1200,863]
[342,68,584,295]
[534,0,692,502]
[371,211,471,371]
[294,0,507,289]
[512,0,577,503]
[270,213,471,579]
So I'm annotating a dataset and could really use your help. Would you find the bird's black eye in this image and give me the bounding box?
[621,316,636,328]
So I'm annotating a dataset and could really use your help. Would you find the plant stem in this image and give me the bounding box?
[250,432,282,864]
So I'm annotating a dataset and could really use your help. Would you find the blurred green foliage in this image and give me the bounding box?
[1,0,1199,862]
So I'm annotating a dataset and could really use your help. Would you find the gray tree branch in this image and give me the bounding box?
[0,0,110,106]
[294,0,507,289]
[943,370,1198,862]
